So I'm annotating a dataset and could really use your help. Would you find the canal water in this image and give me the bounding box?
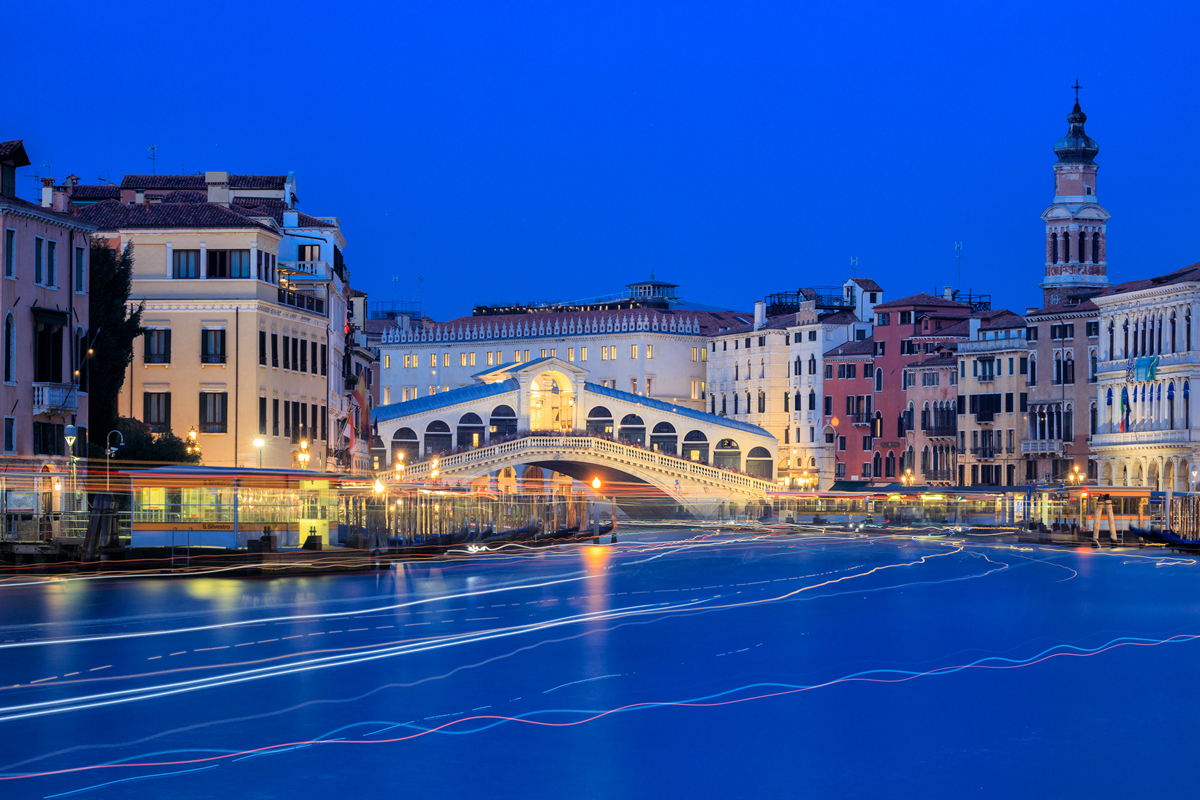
[1,528,1198,798]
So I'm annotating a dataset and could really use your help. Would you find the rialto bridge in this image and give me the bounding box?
[370,357,778,517]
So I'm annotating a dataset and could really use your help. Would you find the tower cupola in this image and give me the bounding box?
[1053,100,1100,164]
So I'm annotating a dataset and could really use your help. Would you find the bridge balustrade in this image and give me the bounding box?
[395,434,775,494]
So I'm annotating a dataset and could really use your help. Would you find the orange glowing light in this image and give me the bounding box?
[591,477,602,490]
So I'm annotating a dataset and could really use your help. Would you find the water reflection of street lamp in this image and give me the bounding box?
[253,438,265,468]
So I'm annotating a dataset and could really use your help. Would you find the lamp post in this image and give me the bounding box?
[186,426,201,462]
[105,430,124,493]
[64,425,77,513]
[298,439,310,470]
[253,438,265,469]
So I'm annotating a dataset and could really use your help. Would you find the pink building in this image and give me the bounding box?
[0,141,94,488]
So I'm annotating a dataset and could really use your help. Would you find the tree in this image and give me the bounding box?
[88,241,144,437]
[86,417,200,465]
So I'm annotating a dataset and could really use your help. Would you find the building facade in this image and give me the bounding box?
[379,279,734,415]
[0,141,94,492]
[901,350,959,485]
[77,175,361,472]
[956,314,1029,487]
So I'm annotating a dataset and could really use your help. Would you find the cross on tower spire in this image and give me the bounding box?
[1072,78,1082,99]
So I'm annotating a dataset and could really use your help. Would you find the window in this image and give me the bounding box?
[259,397,267,435]
[199,392,228,433]
[647,344,653,359]
[877,312,891,326]
[7,313,17,381]
[824,364,833,379]
[2,417,12,452]
[201,329,226,364]
[443,353,449,367]
[691,347,697,362]
[580,347,587,361]
[630,344,639,359]
[691,380,698,400]
[73,246,85,292]
[1087,321,1099,337]
[899,311,912,325]
[271,333,279,367]
[259,331,267,365]
[470,352,476,366]
[46,240,56,286]
[321,343,327,375]
[808,330,817,341]
[514,350,521,363]
[1026,326,1039,341]
[824,396,832,416]
[143,392,171,433]
[838,435,846,451]
[431,353,438,368]
[321,406,328,440]
[34,237,44,284]
[602,347,608,361]
[3,229,13,277]
[292,338,299,371]
[298,244,321,261]
[145,329,171,364]
[384,355,391,369]
[300,340,308,373]
[33,422,65,455]
[229,250,251,278]
[524,350,530,362]
[541,349,547,359]
[490,351,498,365]
[272,398,279,436]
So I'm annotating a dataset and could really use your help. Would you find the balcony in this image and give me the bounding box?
[974,409,995,423]
[278,287,326,316]
[926,424,957,439]
[279,260,331,280]
[1091,430,1192,447]
[33,383,77,415]
[923,469,956,483]
[1022,439,1063,455]
[847,412,872,426]
[969,447,998,460]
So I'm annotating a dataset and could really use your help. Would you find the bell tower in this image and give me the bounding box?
[1039,84,1111,307]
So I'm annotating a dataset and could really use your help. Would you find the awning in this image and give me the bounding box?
[827,480,871,492]
[32,306,69,327]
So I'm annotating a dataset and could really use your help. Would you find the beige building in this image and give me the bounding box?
[956,313,1029,487]
[78,181,344,471]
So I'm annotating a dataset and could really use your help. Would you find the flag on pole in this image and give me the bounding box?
[342,419,355,450]
[1119,387,1129,433]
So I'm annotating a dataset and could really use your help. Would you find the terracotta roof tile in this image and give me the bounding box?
[850,277,884,292]
[873,292,971,310]
[824,337,875,358]
[76,199,273,231]
[120,174,288,190]
[69,184,120,200]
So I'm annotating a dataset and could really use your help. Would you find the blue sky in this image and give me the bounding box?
[9,1,1199,319]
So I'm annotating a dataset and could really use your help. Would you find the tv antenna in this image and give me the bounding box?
[850,256,858,278]
[97,173,110,184]
[955,242,963,290]
[147,145,157,174]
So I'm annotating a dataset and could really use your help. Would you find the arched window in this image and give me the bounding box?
[1168,383,1176,430]
[1090,402,1098,436]
[1092,230,1101,262]
[1077,230,1086,262]
[793,356,801,376]
[1049,232,1058,263]
[1171,312,1178,354]
[757,391,766,413]
[1188,311,1193,352]
[1054,353,1063,385]
[3,313,12,383]
[733,363,738,381]
[874,367,882,392]
[746,391,752,413]
[808,390,816,411]
[1061,231,1070,263]
[783,392,789,413]
[1123,319,1129,358]
[759,359,765,379]
[872,451,882,479]
[1108,322,1114,360]
[732,394,738,415]
[808,355,816,375]
[721,395,727,415]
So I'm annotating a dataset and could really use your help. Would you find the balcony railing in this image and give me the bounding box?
[1022,439,1064,454]
[33,383,77,415]
[969,446,998,460]
[925,424,957,438]
[847,412,872,426]
[279,260,330,280]
[1092,429,1192,447]
[923,469,956,483]
[974,409,995,423]
[278,287,326,316]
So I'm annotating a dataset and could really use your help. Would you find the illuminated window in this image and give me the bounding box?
[691,380,698,399]
[495,351,501,364]
[384,388,391,404]
[647,345,653,359]
[646,378,652,396]
[701,348,706,362]
[460,353,467,366]
[515,350,521,363]
[430,353,436,368]
[429,386,436,395]
[631,344,638,359]
[524,350,530,362]
[384,355,391,369]
[469,352,476,366]
[581,347,587,361]
[541,349,547,358]
[631,378,638,394]
[602,348,608,361]
[443,353,449,367]
[550,349,555,358]
[487,351,495,366]
[568,348,575,362]
[691,347,697,362]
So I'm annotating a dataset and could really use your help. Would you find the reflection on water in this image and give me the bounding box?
[1,529,1199,799]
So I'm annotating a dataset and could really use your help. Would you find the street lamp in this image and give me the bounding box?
[105,430,124,493]
[253,438,265,469]
[186,426,201,461]
[64,425,77,512]
[592,477,602,490]
[298,439,310,469]
[902,468,914,488]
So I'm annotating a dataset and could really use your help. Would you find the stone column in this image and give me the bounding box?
[199,242,207,279]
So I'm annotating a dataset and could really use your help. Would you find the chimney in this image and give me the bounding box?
[969,318,981,340]
[754,301,766,331]
[943,286,954,301]
[283,210,299,228]
[1026,306,1038,315]
[40,177,55,208]
[134,189,145,205]
[205,171,230,206]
